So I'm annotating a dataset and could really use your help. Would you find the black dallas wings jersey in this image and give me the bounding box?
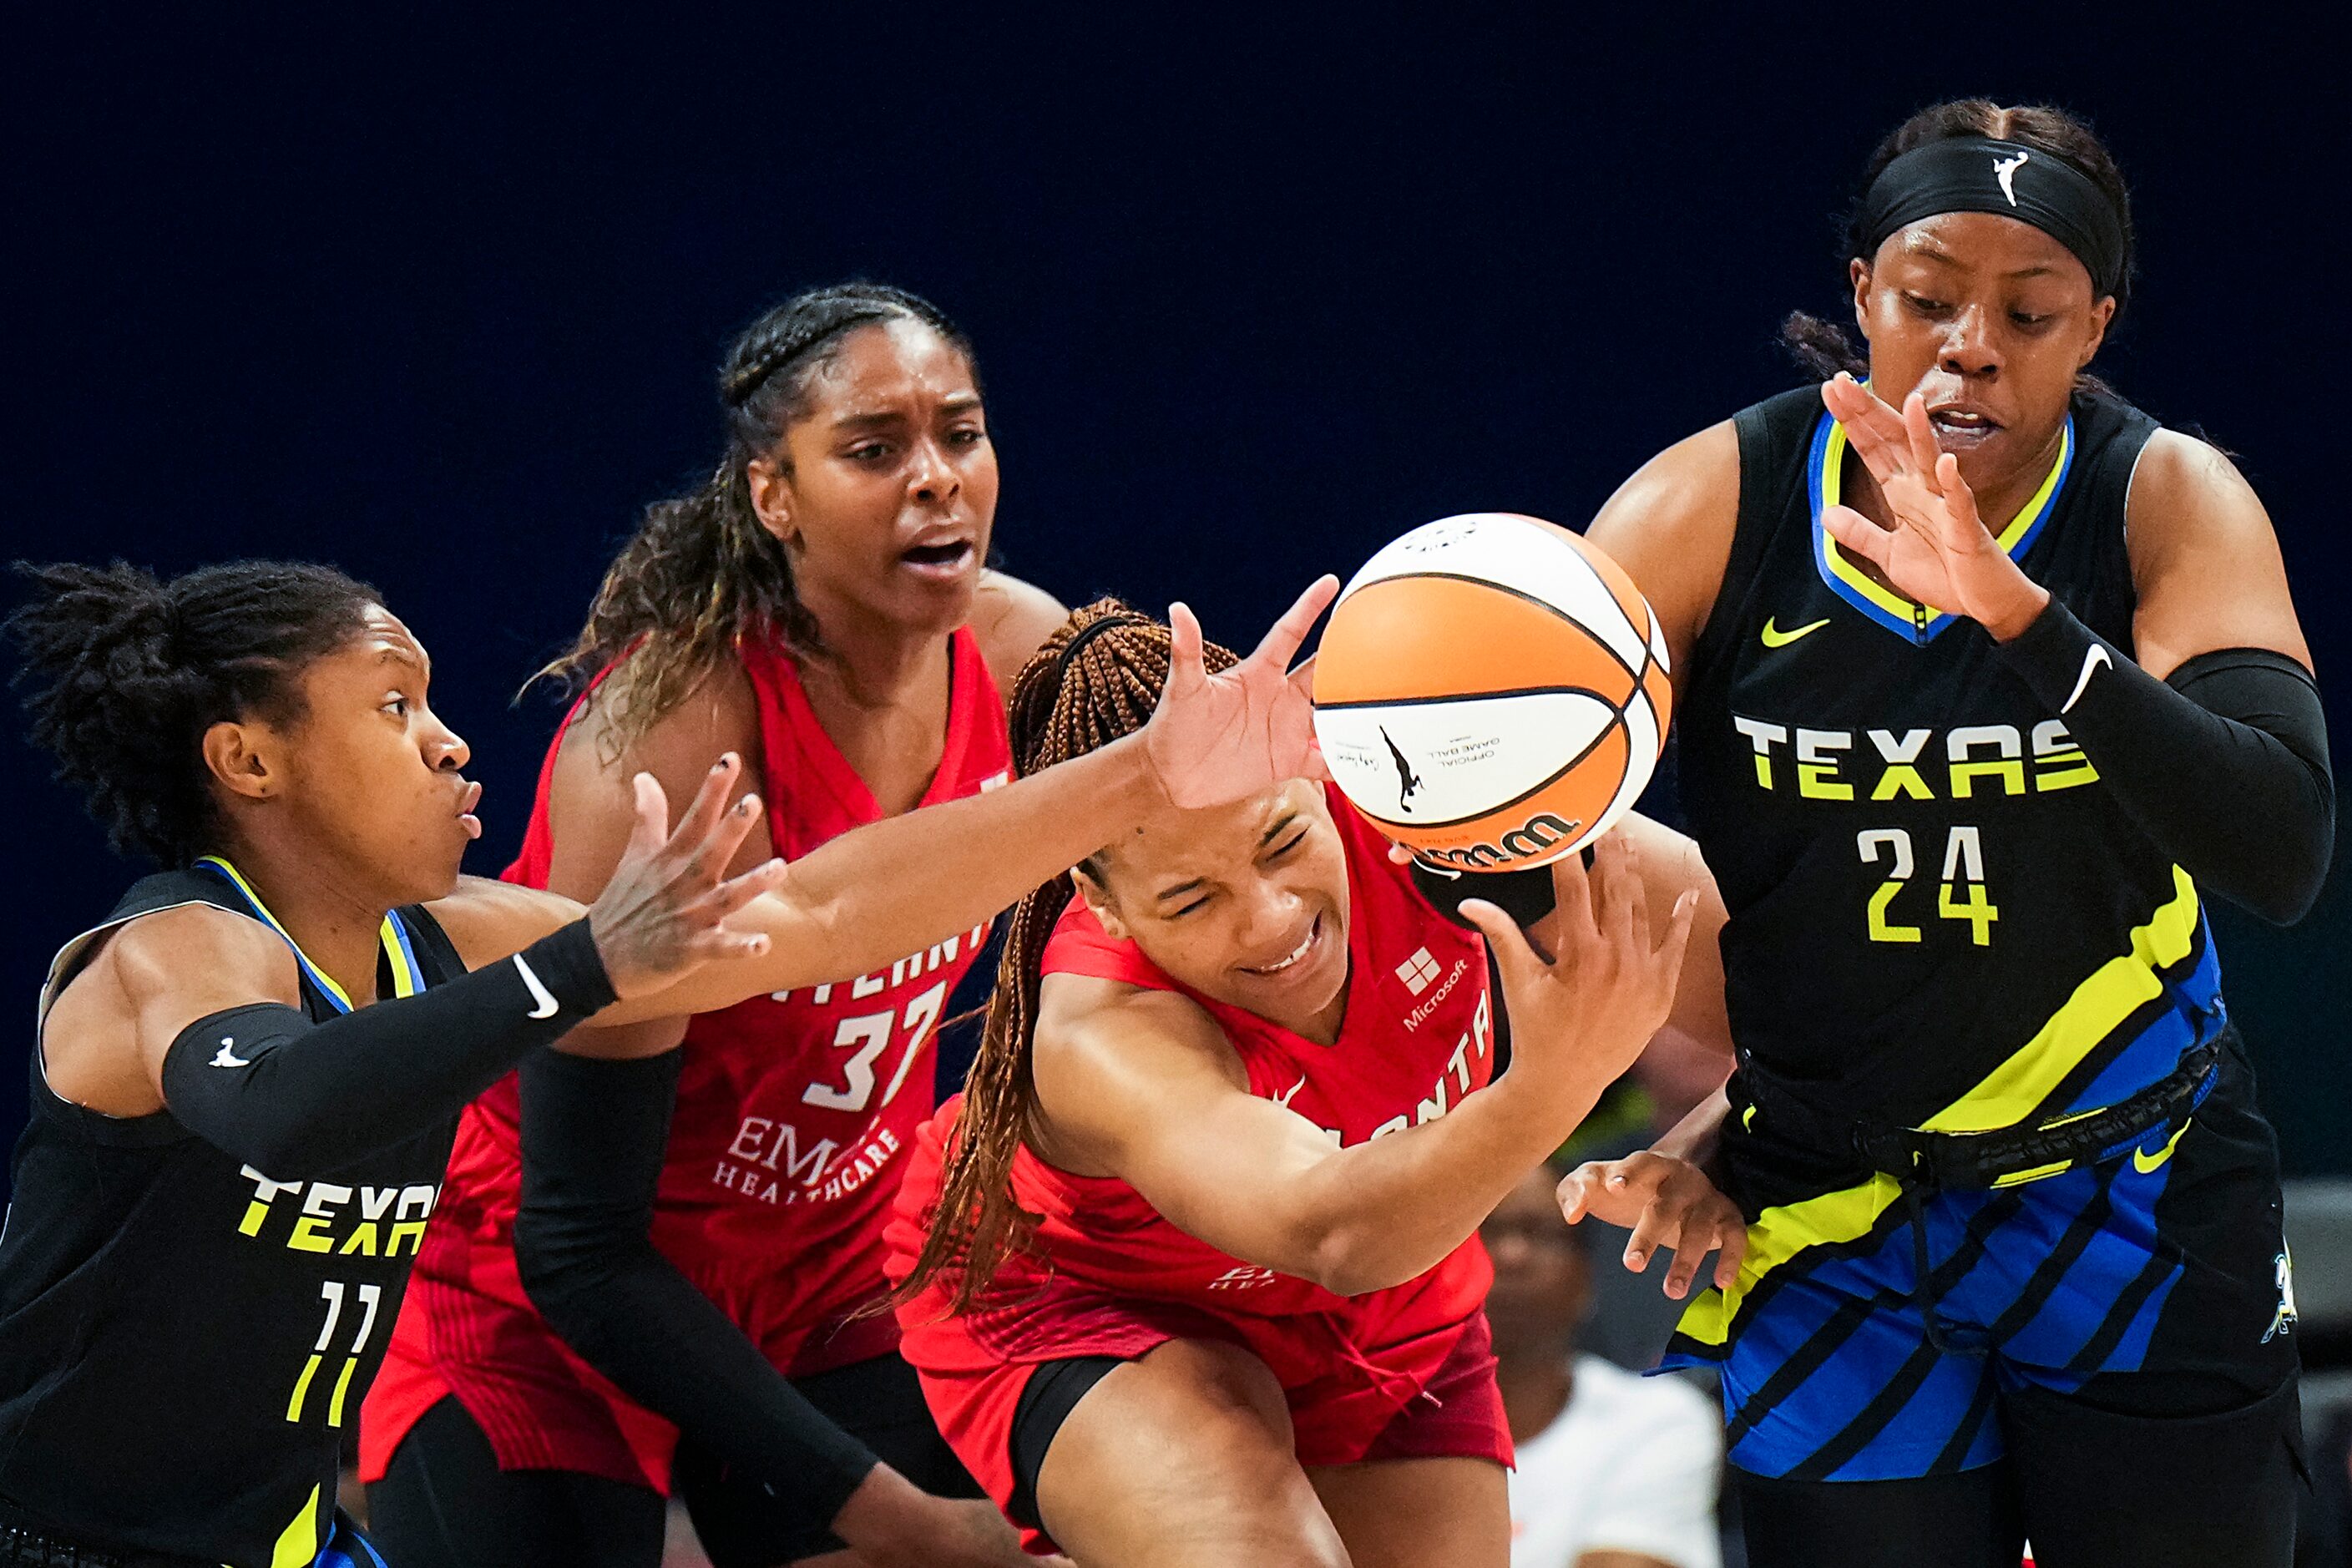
[0,866,464,1567]
[1680,384,2222,1153]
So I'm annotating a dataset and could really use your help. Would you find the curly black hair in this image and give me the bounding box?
[8,559,378,865]
[536,282,976,753]
[1783,99,2135,381]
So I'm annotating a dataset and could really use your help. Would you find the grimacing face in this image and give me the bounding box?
[1852,210,2115,508]
[1077,779,1353,1034]
[750,316,999,641]
[209,604,479,906]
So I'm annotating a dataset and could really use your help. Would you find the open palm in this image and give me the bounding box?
[1818,374,2047,635]
[1143,576,1338,809]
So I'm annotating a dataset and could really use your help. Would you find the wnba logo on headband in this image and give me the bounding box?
[1856,137,2128,301]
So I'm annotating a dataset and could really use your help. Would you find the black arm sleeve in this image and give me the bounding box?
[1995,601,2334,923]
[512,1047,879,1521]
[159,919,615,1173]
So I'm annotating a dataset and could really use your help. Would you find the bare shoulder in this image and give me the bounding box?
[2125,428,2311,676]
[422,876,584,971]
[545,655,767,896]
[92,903,300,1009]
[969,571,1070,695]
[1028,974,1246,1172]
[2126,428,2274,564]
[1585,420,1743,670]
[554,654,762,793]
[42,903,300,1114]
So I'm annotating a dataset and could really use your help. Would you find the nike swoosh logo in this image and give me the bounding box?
[2133,1119,2191,1174]
[1273,1075,1309,1109]
[209,1037,251,1069]
[1760,616,1831,649]
[2061,645,2112,714]
[514,953,561,1019]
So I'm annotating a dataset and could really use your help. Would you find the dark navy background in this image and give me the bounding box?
[8,15,2343,1175]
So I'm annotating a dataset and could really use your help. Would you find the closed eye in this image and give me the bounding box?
[1266,830,1309,861]
[1904,292,1951,316]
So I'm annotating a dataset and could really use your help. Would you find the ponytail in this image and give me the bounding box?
[897,600,1238,1315]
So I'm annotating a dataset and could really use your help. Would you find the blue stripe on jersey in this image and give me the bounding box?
[1692,1155,2185,1479]
[2065,918,2224,1115]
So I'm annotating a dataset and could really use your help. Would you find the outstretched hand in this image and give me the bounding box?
[1556,1149,1747,1299]
[1454,833,1699,1093]
[1818,373,2051,640]
[1142,575,1339,810]
[585,753,790,997]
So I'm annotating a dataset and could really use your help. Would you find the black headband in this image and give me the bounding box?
[1856,138,2127,301]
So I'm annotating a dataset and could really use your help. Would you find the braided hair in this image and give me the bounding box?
[898,599,1240,1316]
[8,559,379,866]
[538,283,978,751]
[1783,99,2135,381]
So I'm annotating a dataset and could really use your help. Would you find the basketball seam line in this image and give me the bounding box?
[1315,682,1621,711]
[1353,567,1657,695]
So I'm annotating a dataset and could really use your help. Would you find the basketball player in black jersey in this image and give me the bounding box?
[0,558,1332,1568]
[1563,102,2332,1567]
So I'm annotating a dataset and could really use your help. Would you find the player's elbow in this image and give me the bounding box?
[513,1211,630,1347]
[1293,1218,1420,1298]
[2227,807,2334,926]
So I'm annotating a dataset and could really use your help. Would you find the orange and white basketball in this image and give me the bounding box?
[1311,513,1672,870]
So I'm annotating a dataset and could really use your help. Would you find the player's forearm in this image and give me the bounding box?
[1283,1062,1619,1296]
[1654,1085,1731,1180]
[725,735,1160,1005]
[591,738,1161,1024]
[159,921,615,1174]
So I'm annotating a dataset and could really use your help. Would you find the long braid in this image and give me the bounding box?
[898,599,1237,1316]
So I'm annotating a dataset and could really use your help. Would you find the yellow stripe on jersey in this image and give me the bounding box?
[1922,866,2200,1134]
[267,1483,321,1568]
[1677,865,2199,1348]
[1818,414,2073,624]
[195,855,425,1009]
[1676,1173,1907,1348]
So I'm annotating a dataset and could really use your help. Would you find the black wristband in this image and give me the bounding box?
[1992,596,2118,716]
[516,918,620,1019]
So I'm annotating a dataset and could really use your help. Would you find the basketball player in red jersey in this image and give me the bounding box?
[887,602,1731,1567]
[365,286,1074,1568]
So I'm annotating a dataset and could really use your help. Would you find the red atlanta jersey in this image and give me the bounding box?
[887,784,1496,1370]
[363,629,1010,1487]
